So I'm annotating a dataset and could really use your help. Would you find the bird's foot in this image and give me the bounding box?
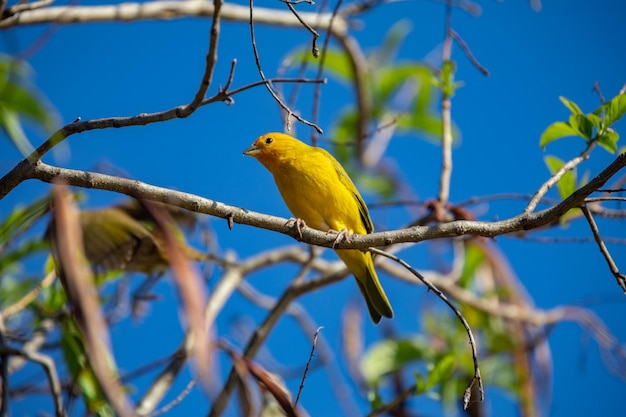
[286,217,307,240]
[328,228,350,249]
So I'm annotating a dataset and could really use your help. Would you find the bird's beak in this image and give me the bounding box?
[243,144,260,156]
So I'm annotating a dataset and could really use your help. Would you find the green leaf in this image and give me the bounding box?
[459,242,484,288]
[559,96,583,115]
[319,48,354,82]
[425,355,455,390]
[360,337,432,385]
[544,155,576,200]
[0,55,57,156]
[0,195,51,246]
[372,19,413,67]
[606,92,626,126]
[568,114,594,140]
[539,121,580,148]
[597,129,619,153]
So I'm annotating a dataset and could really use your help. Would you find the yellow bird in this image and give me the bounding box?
[243,132,393,323]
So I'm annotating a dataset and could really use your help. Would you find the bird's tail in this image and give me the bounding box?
[336,249,394,324]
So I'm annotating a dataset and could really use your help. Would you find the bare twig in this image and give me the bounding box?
[249,0,323,133]
[369,247,484,407]
[284,1,319,58]
[525,139,597,213]
[150,377,198,417]
[580,204,626,292]
[294,326,323,407]
[450,29,489,76]
[178,0,223,117]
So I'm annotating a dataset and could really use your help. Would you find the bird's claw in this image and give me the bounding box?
[286,218,307,240]
[328,228,350,249]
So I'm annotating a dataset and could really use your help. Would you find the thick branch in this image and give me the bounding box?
[0,1,348,33]
[3,152,620,249]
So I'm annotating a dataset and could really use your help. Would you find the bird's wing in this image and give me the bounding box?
[320,148,374,234]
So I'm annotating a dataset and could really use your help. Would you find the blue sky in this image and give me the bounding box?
[2,0,626,416]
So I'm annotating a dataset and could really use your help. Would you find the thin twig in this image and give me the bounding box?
[150,378,198,417]
[0,270,57,319]
[525,139,597,213]
[593,81,606,104]
[450,29,489,76]
[370,247,484,407]
[284,2,319,57]
[179,0,223,117]
[249,0,323,133]
[294,326,323,407]
[580,204,626,292]
[311,0,343,144]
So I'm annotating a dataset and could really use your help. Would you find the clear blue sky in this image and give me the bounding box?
[2,1,625,416]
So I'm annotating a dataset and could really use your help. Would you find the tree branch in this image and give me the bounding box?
[0,1,348,33]
[1,153,622,250]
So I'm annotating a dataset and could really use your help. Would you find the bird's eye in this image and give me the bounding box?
[265,137,274,145]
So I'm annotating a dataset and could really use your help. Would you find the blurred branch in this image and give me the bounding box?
[208,264,349,417]
[0,343,67,417]
[0,270,57,319]
[51,185,135,417]
[0,1,348,33]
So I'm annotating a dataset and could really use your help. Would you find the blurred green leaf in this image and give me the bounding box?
[544,155,576,200]
[0,56,57,156]
[425,354,455,390]
[539,121,581,149]
[559,96,583,115]
[0,195,50,247]
[598,129,619,153]
[360,337,432,385]
[459,242,485,288]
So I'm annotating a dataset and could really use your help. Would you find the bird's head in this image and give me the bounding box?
[243,132,305,172]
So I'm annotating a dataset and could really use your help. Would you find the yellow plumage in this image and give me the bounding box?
[243,132,393,323]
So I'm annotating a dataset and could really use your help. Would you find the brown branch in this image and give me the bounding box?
[581,204,626,292]
[178,0,223,117]
[2,152,623,251]
[284,1,319,58]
